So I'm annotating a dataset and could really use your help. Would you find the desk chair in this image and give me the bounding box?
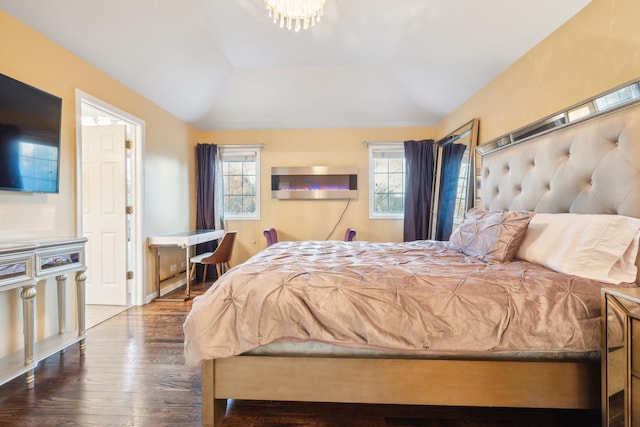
[344,228,356,241]
[189,231,237,284]
[263,227,278,247]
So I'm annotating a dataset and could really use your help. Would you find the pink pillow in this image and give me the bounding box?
[449,208,534,264]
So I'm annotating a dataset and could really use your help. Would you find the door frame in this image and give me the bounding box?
[75,89,146,306]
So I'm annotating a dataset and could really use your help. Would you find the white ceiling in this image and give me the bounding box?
[0,0,591,131]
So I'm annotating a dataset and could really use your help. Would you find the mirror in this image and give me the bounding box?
[430,119,479,240]
[477,79,640,157]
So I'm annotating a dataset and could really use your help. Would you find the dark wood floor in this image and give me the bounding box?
[0,283,600,426]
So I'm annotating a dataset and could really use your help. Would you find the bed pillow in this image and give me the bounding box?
[515,213,640,284]
[448,208,534,264]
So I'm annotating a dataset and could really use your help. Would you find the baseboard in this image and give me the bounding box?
[144,272,188,304]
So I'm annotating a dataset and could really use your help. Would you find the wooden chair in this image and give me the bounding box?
[263,227,278,247]
[188,231,237,284]
[344,228,356,241]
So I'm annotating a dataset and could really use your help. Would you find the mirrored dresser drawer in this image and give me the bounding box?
[0,238,87,390]
[603,288,640,427]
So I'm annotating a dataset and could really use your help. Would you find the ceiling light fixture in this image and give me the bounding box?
[264,0,327,32]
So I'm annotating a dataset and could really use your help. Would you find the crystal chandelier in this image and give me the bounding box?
[264,0,327,32]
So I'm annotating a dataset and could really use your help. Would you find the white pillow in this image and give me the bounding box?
[515,213,640,284]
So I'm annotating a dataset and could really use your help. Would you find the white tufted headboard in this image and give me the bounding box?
[479,100,640,218]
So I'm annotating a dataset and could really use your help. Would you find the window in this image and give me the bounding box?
[369,143,405,219]
[221,147,260,220]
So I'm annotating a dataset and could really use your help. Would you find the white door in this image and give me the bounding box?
[82,124,128,305]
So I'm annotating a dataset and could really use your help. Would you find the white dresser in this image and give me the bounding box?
[0,237,87,389]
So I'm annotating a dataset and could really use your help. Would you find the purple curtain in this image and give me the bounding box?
[195,143,219,280]
[435,142,467,241]
[403,139,435,241]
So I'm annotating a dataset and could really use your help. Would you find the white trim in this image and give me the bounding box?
[75,89,146,306]
[368,142,405,220]
[220,146,261,221]
[362,140,400,147]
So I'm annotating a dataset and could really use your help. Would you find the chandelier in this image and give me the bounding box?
[264,0,327,32]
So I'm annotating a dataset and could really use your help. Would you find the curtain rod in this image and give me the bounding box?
[361,140,402,146]
[217,143,265,149]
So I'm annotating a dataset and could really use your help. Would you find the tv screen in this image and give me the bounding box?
[0,72,62,193]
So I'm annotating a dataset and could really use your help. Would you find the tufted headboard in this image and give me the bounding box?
[478,99,640,283]
[479,100,640,218]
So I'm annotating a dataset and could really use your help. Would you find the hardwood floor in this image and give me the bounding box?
[86,304,130,329]
[0,283,600,426]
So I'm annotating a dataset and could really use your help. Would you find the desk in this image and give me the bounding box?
[148,230,224,301]
[0,237,87,389]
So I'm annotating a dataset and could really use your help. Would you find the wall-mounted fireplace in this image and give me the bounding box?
[271,166,358,200]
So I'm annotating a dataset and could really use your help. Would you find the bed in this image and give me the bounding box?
[184,95,640,427]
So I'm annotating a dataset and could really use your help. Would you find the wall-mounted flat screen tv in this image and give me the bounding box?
[0,72,62,193]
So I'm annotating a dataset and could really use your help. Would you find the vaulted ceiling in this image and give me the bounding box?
[0,0,591,130]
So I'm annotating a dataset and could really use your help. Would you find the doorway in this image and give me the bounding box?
[75,90,145,314]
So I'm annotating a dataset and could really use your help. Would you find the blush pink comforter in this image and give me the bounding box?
[183,240,632,367]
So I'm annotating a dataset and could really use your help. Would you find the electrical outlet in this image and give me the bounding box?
[170,264,178,272]
[181,261,186,268]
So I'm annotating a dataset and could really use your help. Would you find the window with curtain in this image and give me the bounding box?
[195,143,221,281]
[369,143,405,219]
[402,139,436,241]
[220,147,260,220]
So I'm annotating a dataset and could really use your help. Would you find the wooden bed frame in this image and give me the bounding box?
[200,92,640,426]
[201,356,599,426]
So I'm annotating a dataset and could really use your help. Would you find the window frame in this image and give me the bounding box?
[220,146,261,221]
[368,142,405,220]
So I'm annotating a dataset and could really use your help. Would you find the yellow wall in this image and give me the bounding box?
[436,0,640,145]
[0,10,196,355]
[199,127,433,266]
[203,0,640,268]
[1,0,639,356]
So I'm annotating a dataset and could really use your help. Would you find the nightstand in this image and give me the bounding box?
[602,287,640,427]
